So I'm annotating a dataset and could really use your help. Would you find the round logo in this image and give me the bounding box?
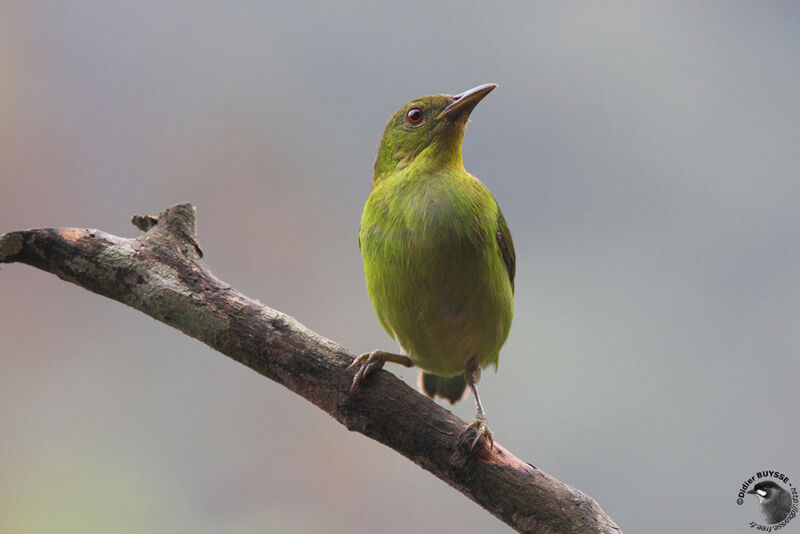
[737,470,798,530]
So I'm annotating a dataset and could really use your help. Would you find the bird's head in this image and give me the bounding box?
[373,83,497,183]
[747,481,785,503]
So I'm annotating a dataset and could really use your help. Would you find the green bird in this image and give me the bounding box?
[348,83,515,449]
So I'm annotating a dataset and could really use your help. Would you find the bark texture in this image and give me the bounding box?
[0,204,622,534]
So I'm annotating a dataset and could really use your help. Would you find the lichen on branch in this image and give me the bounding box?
[0,204,621,534]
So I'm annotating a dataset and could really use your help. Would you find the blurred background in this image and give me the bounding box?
[1,2,798,532]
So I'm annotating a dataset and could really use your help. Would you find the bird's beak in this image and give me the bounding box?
[436,83,498,120]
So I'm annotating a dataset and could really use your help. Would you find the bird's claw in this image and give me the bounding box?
[458,413,493,451]
[346,350,387,394]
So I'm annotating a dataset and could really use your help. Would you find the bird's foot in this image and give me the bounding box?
[346,350,412,394]
[458,412,493,451]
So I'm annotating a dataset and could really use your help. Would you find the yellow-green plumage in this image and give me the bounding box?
[360,162,513,376]
[354,84,514,446]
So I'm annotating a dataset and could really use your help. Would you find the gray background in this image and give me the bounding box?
[1,2,798,533]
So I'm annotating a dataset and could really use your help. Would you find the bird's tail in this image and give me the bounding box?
[418,371,468,404]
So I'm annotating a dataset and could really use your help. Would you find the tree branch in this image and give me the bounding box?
[0,204,622,534]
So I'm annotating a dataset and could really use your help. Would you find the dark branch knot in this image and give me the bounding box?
[132,203,203,258]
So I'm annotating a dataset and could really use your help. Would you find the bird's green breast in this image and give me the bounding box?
[359,166,513,376]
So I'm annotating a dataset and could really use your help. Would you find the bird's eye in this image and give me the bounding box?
[406,107,423,125]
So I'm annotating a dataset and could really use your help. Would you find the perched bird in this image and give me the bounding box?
[747,480,793,524]
[348,83,515,449]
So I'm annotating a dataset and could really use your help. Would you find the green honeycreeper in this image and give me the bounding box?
[348,83,515,449]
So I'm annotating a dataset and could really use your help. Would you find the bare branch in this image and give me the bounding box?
[0,204,622,534]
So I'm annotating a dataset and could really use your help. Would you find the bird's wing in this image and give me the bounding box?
[495,206,516,293]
